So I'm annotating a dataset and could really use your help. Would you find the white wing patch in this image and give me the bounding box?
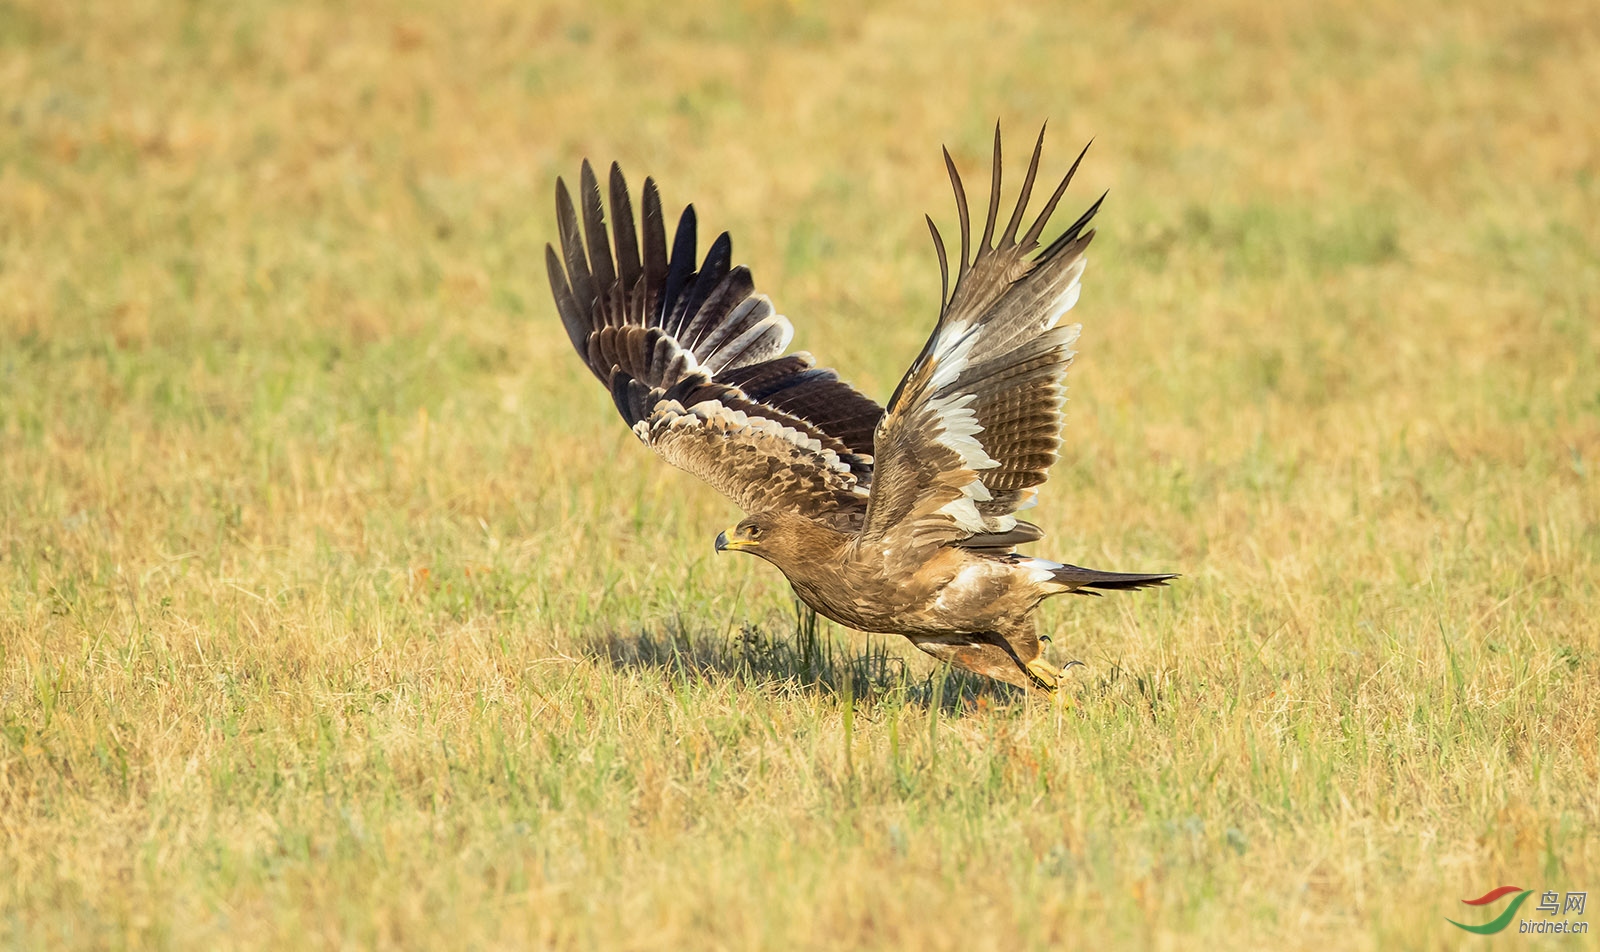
[925,389,1002,534]
[699,300,794,375]
[926,392,997,475]
[1056,322,1082,357]
[1040,257,1087,331]
[926,324,978,391]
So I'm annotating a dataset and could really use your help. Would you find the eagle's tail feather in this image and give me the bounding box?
[1049,563,1177,595]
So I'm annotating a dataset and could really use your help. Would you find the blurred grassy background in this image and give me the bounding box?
[2,0,1597,948]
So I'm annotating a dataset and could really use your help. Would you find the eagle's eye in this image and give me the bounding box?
[744,524,763,539]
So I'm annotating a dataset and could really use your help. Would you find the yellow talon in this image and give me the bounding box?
[1025,657,1062,690]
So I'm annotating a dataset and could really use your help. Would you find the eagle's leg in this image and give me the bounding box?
[998,621,1070,692]
[906,625,1077,693]
[906,633,1038,691]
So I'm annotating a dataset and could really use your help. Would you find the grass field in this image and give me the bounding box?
[3,0,1598,947]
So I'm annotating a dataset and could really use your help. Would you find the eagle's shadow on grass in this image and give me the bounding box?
[595,604,1025,713]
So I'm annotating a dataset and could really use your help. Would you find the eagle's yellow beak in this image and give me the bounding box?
[714,528,756,553]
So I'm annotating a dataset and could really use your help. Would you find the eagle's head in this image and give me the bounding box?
[714,511,843,573]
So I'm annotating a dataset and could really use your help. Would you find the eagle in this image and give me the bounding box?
[546,126,1175,691]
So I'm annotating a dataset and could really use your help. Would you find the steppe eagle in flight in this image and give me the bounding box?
[546,127,1174,690]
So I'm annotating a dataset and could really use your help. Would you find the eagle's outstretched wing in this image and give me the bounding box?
[546,162,884,525]
[862,126,1100,557]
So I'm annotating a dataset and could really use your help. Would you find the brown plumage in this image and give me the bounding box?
[546,126,1175,690]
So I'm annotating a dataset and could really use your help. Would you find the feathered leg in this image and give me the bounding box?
[908,624,1072,693]
[998,620,1077,691]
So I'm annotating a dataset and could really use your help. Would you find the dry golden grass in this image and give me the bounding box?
[2,0,1597,948]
